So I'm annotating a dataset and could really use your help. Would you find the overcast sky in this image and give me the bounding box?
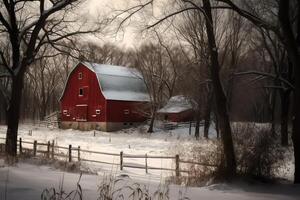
[80,0,144,48]
[77,0,170,48]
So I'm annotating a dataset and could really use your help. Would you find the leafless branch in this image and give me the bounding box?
[235,70,294,89]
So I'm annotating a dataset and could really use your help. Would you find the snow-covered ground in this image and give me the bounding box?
[0,161,299,200]
[0,123,217,181]
[0,123,298,200]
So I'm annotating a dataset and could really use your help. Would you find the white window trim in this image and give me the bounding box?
[124,109,130,115]
[78,72,82,79]
[79,88,83,96]
[96,109,101,115]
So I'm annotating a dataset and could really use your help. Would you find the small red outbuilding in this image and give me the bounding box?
[60,62,150,131]
[157,95,194,122]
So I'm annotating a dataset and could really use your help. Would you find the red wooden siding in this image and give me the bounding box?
[60,63,106,122]
[60,63,148,126]
[161,110,194,122]
[106,100,147,122]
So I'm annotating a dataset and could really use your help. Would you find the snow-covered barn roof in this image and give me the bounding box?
[61,62,150,102]
[157,95,193,113]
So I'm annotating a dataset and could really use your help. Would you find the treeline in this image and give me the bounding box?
[0,20,286,128]
[1,19,286,132]
[1,10,285,129]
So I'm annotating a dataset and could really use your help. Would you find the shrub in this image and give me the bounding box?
[232,123,286,179]
[171,140,222,186]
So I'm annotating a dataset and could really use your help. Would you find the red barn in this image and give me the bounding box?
[60,62,150,131]
[157,95,194,122]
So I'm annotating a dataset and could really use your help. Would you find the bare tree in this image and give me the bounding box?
[26,49,61,120]
[278,0,300,183]
[119,0,237,177]
[216,0,300,184]
[78,42,134,67]
[134,43,169,133]
[0,0,103,158]
[199,0,236,176]
[172,10,211,139]
[256,28,290,142]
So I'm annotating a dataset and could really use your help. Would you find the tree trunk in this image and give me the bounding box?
[6,74,24,157]
[203,0,236,177]
[215,111,220,139]
[281,89,290,146]
[292,80,300,183]
[278,0,300,183]
[40,104,47,121]
[204,110,210,139]
[204,92,212,139]
[195,110,201,139]
[147,111,156,133]
[0,97,5,124]
[271,89,277,137]
[40,69,46,120]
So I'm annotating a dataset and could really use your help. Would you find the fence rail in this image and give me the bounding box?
[162,121,204,130]
[0,136,217,176]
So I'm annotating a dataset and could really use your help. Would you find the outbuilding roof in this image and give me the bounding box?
[157,95,193,113]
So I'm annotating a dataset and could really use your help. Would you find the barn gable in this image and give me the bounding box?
[83,62,150,102]
[60,62,150,102]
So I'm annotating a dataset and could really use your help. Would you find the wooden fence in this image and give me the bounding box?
[39,111,61,128]
[0,136,216,176]
[162,121,204,136]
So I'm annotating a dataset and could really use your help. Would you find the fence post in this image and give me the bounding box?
[19,138,22,155]
[51,140,54,159]
[47,141,50,158]
[69,145,72,162]
[189,122,192,135]
[145,153,148,174]
[78,146,80,161]
[33,140,37,157]
[120,151,123,170]
[94,131,96,137]
[175,154,180,177]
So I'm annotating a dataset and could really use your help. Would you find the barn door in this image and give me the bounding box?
[76,105,88,121]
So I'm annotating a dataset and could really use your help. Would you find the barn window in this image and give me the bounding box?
[63,110,68,115]
[78,72,82,79]
[124,109,130,115]
[79,88,83,96]
[96,109,101,114]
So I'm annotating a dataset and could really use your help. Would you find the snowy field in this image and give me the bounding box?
[0,123,298,200]
[0,123,217,181]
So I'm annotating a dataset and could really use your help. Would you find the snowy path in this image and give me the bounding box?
[0,162,299,200]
